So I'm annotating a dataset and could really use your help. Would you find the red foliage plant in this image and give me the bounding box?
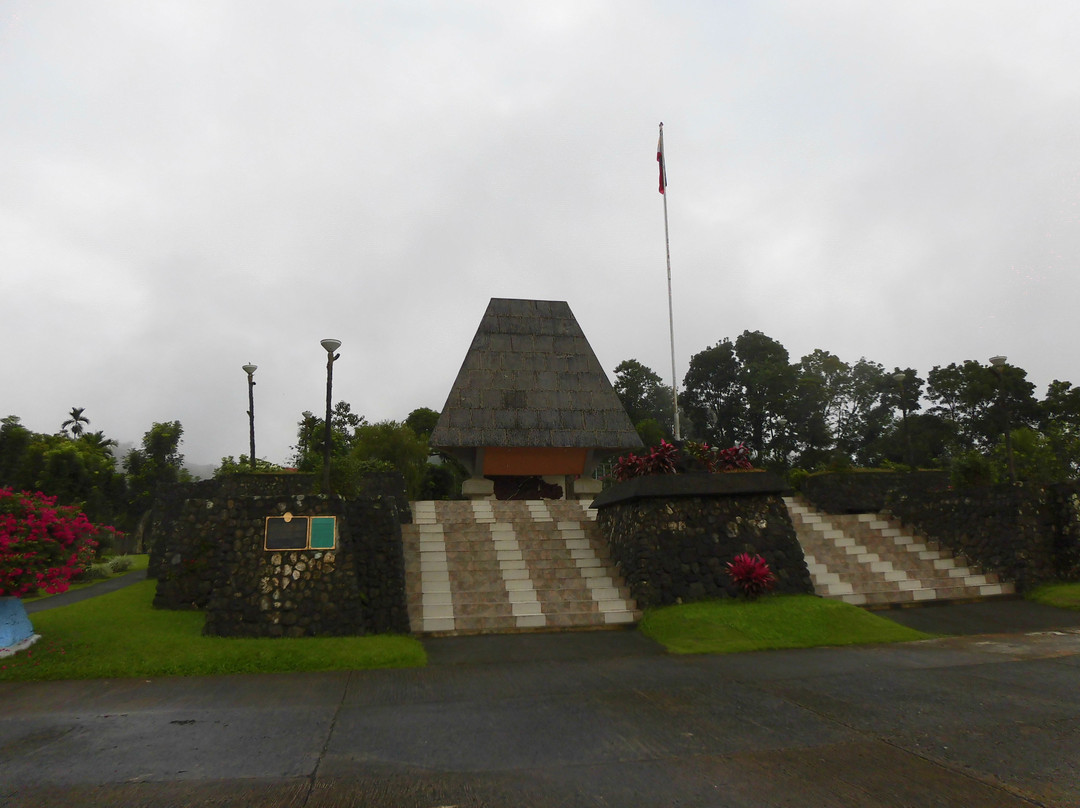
[612,440,680,482]
[725,553,776,598]
[0,488,104,598]
[681,441,753,473]
[612,440,753,482]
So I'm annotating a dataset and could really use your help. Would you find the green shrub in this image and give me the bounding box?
[879,459,913,473]
[950,450,992,488]
[108,555,133,574]
[635,418,667,447]
[330,456,395,498]
[825,451,853,472]
[74,563,111,582]
[214,455,286,476]
[787,468,809,490]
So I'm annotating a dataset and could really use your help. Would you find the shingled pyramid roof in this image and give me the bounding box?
[431,298,643,451]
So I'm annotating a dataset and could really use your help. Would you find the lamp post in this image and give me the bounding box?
[989,355,1017,484]
[242,363,257,471]
[320,339,341,494]
[892,371,912,469]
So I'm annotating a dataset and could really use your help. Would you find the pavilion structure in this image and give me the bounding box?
[430,298,643,500]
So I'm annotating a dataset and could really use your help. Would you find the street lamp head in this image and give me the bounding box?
[242,363,257,376]
[990,355,1007,368]
[892,372,907,383]
[320,339,342,354]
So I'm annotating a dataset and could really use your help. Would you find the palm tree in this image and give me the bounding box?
[61,407,90,438]
[81,430,118,452]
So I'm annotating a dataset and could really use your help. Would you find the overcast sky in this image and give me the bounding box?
[3,1,1078,467]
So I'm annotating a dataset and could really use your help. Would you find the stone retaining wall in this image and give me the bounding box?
[886,483,1080,592]
[800,470,949,514]
[149,474,411,637]
[147,474,319,584]
[594,473,813,608]
[202,494,410,637]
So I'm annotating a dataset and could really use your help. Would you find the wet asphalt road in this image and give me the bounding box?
[2,602,1080,808]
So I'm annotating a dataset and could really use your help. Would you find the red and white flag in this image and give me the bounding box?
[657,124,667,194]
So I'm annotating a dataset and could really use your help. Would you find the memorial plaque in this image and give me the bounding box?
[265,515,309,550]
[310,517,336,549]
[264,513,338,551]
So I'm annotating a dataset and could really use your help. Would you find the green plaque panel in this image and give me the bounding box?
[265,516,309,550]
[310,517,337,550]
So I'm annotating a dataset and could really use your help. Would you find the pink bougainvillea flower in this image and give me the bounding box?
[0,488,113,598]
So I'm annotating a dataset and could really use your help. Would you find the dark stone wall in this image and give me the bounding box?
[147,472,411,587]
[203,473,320,498]
[800,471,949,514]
[593,470,790,507]
[201,495,410,637]
[886,483,1080,592]
[149,473,411,637]
[147,474,319,583]
[596,491,813,608]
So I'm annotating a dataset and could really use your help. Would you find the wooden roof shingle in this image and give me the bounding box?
[430,298,643,451]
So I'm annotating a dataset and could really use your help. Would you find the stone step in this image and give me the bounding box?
[839,581,1014,606]
[402,500,639,636]
[406,580,631,604]
[812,552,980,583]
[439,609,636,635]
[416,535,609,557]
[788,495,1014,605]
[806,534,982,579]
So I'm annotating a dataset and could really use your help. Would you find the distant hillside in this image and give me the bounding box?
[108,441,214,480]
[185,462,216,481]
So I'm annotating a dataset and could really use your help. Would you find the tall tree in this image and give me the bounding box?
[796,350,848,435]
[928,360,1038,453]
[405,407,441,441]
[681,331,805,466]
[81,431,118,454]
[350,420,431,500]
[61,406,90,438]
[1,416,126,527]
[0,416,33,487]
[124,421,188,519]
[831,359,892,464]
[792,350,849,467]
[681,339,744,448]
[734,330,798,462]
[290,401,365,471]
[1040,379,1080,477]
[612,359,675,438]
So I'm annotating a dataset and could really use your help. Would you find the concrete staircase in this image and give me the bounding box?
[402,500,639,635]
[785,496,1015,606]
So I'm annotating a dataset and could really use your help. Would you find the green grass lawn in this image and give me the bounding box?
[639,594,933,654]
[1027,582,1080,611]
[22,554,151,604]
[1,580,426,681]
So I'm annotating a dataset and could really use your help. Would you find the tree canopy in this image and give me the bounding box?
[618,333,1064,483]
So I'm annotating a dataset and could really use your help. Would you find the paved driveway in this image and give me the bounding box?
[3,610,1080,808]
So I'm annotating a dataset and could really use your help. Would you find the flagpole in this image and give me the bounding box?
[659,122,682,440]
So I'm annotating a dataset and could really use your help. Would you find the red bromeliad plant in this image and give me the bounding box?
[725,553,776,598]
[0,488,103,598]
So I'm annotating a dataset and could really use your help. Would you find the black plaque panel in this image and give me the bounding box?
[264,517,309,550]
